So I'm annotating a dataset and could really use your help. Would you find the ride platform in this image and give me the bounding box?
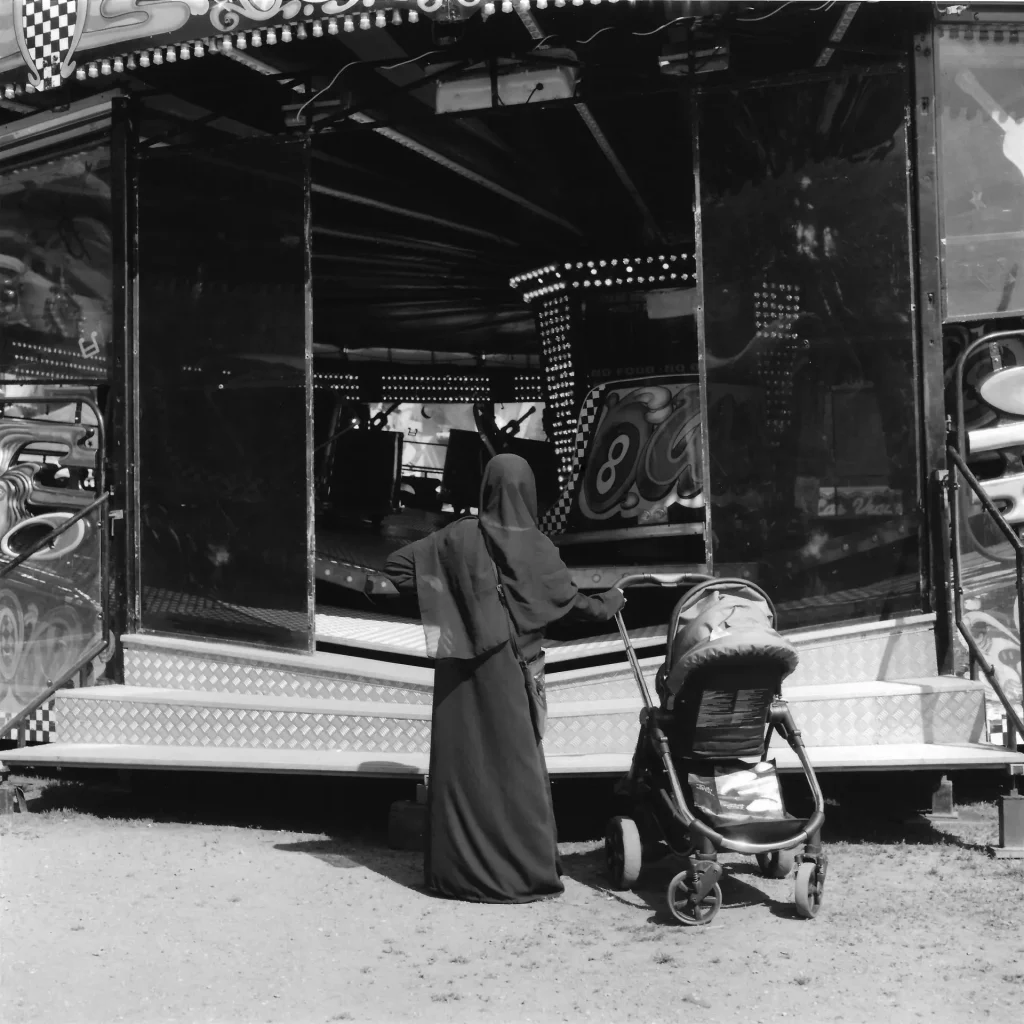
[3,610,1022,778]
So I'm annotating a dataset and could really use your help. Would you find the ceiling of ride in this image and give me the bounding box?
[0,1,921,365]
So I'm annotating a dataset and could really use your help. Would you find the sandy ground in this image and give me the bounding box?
[1,770,1023,1024]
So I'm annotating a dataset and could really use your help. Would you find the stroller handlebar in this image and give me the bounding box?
[613,572,714,590]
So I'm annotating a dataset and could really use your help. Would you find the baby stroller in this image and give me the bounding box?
[605,574,827,925]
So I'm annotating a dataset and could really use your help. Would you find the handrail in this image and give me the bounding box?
[952,329,1024,462]
[0,492,109,578]
[946,446,1024,747]
[0,637,108,746]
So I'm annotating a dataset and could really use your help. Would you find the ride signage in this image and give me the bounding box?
[0,0,472,91]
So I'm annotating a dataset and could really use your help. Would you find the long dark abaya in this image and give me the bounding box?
[383,454,623,903]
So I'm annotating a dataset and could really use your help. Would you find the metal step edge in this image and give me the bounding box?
[56,684,985,721]
[122,633,434,687]
[545,610,938,664]
[56,686,433,719]
[780,677,988,700]
[126,610,936,679]
[784,611,936,646]
[59,686,647,719]
[2,741,1020,775]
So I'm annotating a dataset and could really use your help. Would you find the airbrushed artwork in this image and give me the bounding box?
[0,145,111,380]
[0,391,104,740]
[568,378,702,532]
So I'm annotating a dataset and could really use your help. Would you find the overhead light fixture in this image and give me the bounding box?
[939,3,1024,20]
[217,45,304,92]
[0,97,33,114]
[435,52,579,114]
[659,24,729,77]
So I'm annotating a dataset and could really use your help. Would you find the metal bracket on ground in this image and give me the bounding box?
[0,763,27,814]
[924,774,958,821]
[993,765,1024,859]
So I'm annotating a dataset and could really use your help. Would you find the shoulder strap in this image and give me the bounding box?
[479,523,529,667]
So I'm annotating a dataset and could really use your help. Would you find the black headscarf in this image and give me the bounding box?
[409,454,580,659]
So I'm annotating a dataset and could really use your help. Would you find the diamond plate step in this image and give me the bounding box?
[123,634,432,702]
[785,613,938,686]
[543,677,987,754]
[53,676,987,756]
[56,687,433,754]
[313,607,938,683]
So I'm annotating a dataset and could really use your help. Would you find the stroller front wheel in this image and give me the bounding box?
[667,871,722,926]
[794,860,824,918]
[605,816,643,890]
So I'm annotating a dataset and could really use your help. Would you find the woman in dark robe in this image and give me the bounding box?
[382,454,624,903]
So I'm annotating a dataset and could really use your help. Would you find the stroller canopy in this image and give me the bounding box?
[660,581,799,706]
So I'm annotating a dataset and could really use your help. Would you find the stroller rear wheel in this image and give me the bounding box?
[667,870,722,926]
[605,816,643,890]
[756,847,797,879]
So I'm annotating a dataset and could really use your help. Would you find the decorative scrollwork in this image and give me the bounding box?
[17,605,86,705]
[209,1,287,33]
[0,588,25,699]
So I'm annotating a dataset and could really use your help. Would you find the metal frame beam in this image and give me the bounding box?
[911,23,955,675]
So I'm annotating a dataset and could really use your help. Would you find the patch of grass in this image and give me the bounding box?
[328,1014,353,1022]
[793,975,812,987]
[1002,973,1024,983]
[450,955,469,965]
[653,952,675,965]
[430,992,462,1003]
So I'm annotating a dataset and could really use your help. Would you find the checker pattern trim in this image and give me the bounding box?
[0,699,55,744]
[21,0,79,89]
[123,647,432,704]
[539,382,609,535]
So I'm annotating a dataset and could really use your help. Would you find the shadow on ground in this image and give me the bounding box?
[6,765,1006,870]
[558,843,801,924]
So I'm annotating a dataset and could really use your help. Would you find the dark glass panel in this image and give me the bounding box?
[699,71,922,627]
[136,140,310,650]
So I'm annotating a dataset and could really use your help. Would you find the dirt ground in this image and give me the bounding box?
[1,769,1023,1024]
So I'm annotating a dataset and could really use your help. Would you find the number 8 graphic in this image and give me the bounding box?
[596,434,631,495]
